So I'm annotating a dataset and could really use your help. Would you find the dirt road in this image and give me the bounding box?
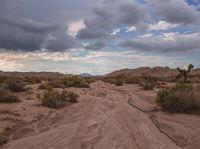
[3,81,200,149]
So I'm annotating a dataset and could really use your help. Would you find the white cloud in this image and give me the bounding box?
[138,33,153,38]
[0,59,24,71]
[110,28,121,35]
[148,21,178,31]
[67,19,85,38]
[125,26,136,32]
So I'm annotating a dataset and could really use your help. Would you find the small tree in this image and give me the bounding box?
[176,64,194,83]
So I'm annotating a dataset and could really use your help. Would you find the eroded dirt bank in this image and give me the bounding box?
[2,81,200,149]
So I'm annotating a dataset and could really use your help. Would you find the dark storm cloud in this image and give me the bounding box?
[0,26,44,51]
[76,0,144,40]
[119,33,200,53]
[148,0,200,25]
[76,28,108,40]
[76,7,113,40]
[0,0,105,51]
[0,17,75,51]
[45,28,76,51]
[0,17,59,34]
[118,4,144,25]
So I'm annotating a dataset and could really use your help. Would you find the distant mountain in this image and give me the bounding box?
[79,73,92,77]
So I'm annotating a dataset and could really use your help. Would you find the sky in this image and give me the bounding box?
[0,0,200,75]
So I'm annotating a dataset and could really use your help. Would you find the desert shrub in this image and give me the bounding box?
[114,80,123,86]
[8,81,26,92]
[102,76,124,86]
[63,76,89,88]
[0,133,7,145]
[125,77,140,84]
[25,89,33,94]
[0,89,20,103]
[143,83,155,90]
[23,76,42,84]
[41,89,79,108]
[0,109,11,114]
[48,81,65,89]
[63,91,79,103]
[37,93,41,99]
[102,77,117,84]
[38,83,47,89]
[0,76,9,84]
[156,83,200,112]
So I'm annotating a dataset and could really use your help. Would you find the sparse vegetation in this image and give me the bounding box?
[8,81,26,92]
[0,89,20,103]
[0,133,7,145]
[114,80,123,86]
[23,76,42,84]
[143,83,155,90]
[0,109,12,114]
[41,89,79,109]
[65,91,79,103]
[38,83,48,89]
[63,76,89,88]
[176,64,194,83]
[48,81,65,89]
[25,90,33,94]
[156,83,200,112]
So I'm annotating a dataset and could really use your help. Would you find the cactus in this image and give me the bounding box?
[176,64,194,83]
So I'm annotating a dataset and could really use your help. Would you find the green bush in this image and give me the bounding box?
[63,76,89,88]
[156,83,200,112]
[0,89,20,103]
[8,81,26,92]
[41,89,79,109]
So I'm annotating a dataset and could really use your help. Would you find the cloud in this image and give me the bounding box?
[119,32,200,53]
[118,3,144,25]
[0,17,59,34]
[125,26,136,32]
[148,0,200,25]
[148,21,178,31]
[0,17,76,51]
[84,41,108,50]
[76,0,144,40]
[111,28,121,35]
[67,19,86,38]
[76,7,113,40]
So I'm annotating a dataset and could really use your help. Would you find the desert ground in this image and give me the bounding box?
[0,67,200,149]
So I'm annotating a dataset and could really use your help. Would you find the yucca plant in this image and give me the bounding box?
[176,64,194,83]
